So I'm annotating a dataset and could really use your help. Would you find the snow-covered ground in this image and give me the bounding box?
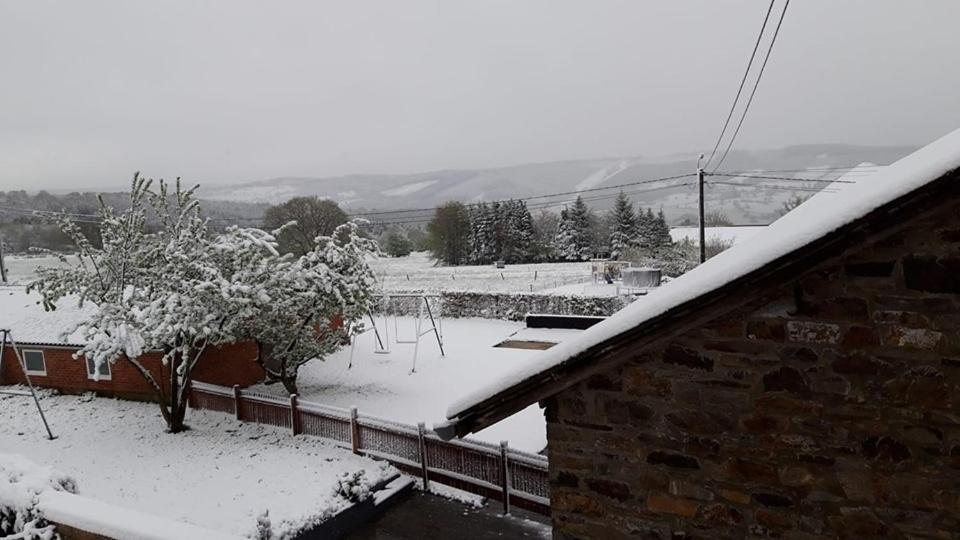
[2,254,79,285]
[0,390,395,538]
[255,317,582,453]
[367,252,593,295]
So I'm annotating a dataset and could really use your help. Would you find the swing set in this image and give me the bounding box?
[349,294,445,373]
[0,329,55,439]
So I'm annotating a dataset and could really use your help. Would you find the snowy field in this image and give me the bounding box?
[2,254,79,285]
[0,391,395,538]
[367,252,594,294]
[255,317,582,454]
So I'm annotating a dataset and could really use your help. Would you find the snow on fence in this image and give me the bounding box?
[188,381,550,516]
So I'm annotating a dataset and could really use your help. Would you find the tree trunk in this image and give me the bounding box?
[280,375,299,396]
[167,394,188,433]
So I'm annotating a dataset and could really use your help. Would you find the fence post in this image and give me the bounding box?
[290,394,300,436]
[417,422,430,491]
[350,406,361,455]
[500,440,511,515]
[233,385,242,420]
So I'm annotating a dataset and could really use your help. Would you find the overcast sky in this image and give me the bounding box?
[1,0,958,191]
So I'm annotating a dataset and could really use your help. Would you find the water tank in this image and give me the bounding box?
[622,267,661,288]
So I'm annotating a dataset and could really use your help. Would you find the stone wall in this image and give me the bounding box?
[380,291,628,321]
[546,200,960,538]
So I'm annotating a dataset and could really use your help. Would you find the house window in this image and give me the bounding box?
[21,350,46,376]
[85,357,111,381]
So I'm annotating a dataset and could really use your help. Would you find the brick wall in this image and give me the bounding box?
[0,341,263,401]
[547,200,960,538]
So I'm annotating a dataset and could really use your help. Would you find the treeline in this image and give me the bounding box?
[0,189,267,253]
[422,192,673,266]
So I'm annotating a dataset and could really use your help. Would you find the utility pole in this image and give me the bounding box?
[0,235,7,283]
[697,154,706,263]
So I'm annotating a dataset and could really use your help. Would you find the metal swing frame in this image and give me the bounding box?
[0,329,56,440]
[348,294,445,373]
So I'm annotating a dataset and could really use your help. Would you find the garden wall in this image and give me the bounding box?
[380,291,629,321]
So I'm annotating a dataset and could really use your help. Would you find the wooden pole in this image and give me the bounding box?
[5,330,55,440]
[233,384,242,420]
[697,154,706,264]
[0,236,7,283]
[499,440,511,515]
[289,393,300,436]
[350,406,361,454]
[417,422,430,490]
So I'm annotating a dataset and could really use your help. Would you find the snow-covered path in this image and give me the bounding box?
[256,317,578,453]
[0,391,395,538]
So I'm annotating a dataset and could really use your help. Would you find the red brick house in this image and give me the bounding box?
[0,287,264,401]
[442,130,960,538]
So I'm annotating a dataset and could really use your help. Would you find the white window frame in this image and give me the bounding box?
[21,349,47,376]
[85,356,112,381]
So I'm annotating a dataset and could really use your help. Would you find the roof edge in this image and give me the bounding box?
[444,166,960,440]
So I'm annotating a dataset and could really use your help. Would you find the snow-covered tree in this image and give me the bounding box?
[468,203,495,264]
[245,221,378,395]
[554,196,593,261]
[498,200,535,263]
[607,191,638,259]
[634,207,673,255]
[28,175,377,432]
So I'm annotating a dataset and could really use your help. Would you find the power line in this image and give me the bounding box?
[710,0,792,173]
[716,165,886,175]
[346,173,694,218]
[708,172,854,184]
[365,182,698,226]
[703,0,777,169]
[707,180,834,193]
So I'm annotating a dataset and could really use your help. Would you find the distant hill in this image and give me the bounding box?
[198,144,916,224]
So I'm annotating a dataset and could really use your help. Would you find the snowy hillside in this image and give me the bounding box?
[198,144,913,223]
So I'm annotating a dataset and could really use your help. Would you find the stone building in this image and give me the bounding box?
[442,129,960,538]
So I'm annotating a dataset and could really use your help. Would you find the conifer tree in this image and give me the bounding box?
[652,209,673,248]
[555,196,593,261]
[636,207,657,251]
[512,200,536,262]
[607,191,638,259]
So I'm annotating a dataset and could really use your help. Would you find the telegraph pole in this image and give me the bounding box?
[697,154,706,263]
[0,235,7,283]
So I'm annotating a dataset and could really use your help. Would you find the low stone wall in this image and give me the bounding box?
[379,291,629,321]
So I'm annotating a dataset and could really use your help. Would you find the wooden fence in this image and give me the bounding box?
[188,381,550,516]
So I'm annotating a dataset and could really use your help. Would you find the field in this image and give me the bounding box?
[7,252,599,295]
[2,254,78,285]
[368,252,595,294]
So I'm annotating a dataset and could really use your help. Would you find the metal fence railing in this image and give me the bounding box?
[188,380,550,515]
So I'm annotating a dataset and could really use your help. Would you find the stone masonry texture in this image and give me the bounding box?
[546,198,960,539]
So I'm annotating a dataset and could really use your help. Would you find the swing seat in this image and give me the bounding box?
[0,390,32,397]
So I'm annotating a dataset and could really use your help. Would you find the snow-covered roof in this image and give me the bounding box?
[446,128,960,425]
[0,286,93,346]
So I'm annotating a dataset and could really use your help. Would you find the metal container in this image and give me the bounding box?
[622,267,661,288]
